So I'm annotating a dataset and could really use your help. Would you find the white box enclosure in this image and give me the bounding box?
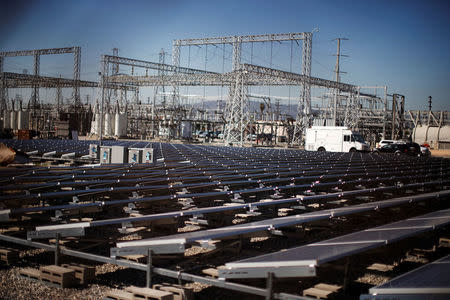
[142,148,154,163]
[89,144,100,159]
[111,146,128,163]
[100,146,112,164]
[128,148,143,163]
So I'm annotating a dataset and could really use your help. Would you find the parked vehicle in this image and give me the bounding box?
[420,145,431,156]
[305,126,369,152]
[373,142,421,156]
[376,139,395,148]
[198,131,208,138]
[246,134,257,141]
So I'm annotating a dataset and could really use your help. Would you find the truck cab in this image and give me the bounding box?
[305,126,369,152]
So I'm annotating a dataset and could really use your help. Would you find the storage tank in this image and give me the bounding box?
[181,121,192,139]
[10,110,17,130]
[104,113,112,136]
[90,113,101,135]
[114,113,127,137]
[17,110,29,130]
[3,111,11,129]
[413,125,450,149]
[90,119,97,135]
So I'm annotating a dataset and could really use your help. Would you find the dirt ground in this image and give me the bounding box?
[431,149,450,158]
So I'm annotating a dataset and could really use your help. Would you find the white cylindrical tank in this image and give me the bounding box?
[91,113,101,135]
[104,113,112,136]
[3,111,11,129]
[10,111,17,130]
[439,125,450,142]
[114,113,127,137]
[181,121,192,139]
[413,125,450,146]
[17,110,30,130]
[90,120,96,135]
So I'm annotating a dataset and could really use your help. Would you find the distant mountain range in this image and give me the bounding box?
[191,100,298,119]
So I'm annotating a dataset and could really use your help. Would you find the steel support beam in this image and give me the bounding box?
[0,47,83,107]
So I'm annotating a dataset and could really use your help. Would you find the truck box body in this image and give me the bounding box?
[305,126,368,152]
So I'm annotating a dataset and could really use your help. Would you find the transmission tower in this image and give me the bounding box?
[172,32,313,146]
[291,32,313,146]
[332,38,348,125]
[154,49,167,107]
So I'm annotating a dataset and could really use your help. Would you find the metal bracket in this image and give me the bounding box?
[247,206,261,216]
[124,203,139,214]
[197,239,217,251]
[131,191,142,199]
[111,243,185,257]
[43,151,56,157]
[27,226,86,240]
[270,190,283,199]
[51,210,63,222]
[269,229,284,236]
[118,221,134,234]
[189,214,208,225]
[0,209,11,222]
[70,196,79,204]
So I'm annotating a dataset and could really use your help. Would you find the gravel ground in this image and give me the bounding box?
[0,266,109,300]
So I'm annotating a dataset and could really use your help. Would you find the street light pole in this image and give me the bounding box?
[99,73,105,146]
[99,56,107,146]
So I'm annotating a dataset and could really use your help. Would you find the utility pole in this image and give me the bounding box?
[332,37,348,125]
[428,96,432,126]
[158,49,167,107]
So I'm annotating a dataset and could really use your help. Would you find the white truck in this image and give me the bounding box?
[305,126,369,152]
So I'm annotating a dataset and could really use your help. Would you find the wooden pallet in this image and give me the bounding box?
[303,283,341,299]
[19,268,41,281]
[125,286,174,300]
[303,288,334,299]
[366,263,395,272]
[153,284,194,300]
[104,289,134,300]
[439,237,450,248]
[61,263,95,284]
[40,265,76,288]
[0,248,19,265]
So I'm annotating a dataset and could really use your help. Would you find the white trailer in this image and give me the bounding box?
[305,126,369,152]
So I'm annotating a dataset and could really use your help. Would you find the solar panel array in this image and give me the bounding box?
[0,138,155,156]
[362,255,450,299]
[0,141,449,298]
[219,209,450,278]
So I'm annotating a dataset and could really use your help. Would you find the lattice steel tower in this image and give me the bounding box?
[172,32,313,146]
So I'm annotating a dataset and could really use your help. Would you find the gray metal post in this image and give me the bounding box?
[265,272,274,300]
[428,96,432,126]
[392,94,397,140]
[146,249,153,287]
[99,55,107,146]
[54,233,60,266]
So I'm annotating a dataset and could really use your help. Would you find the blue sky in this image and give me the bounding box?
[1,0,449,110]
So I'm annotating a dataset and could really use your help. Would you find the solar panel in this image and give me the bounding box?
[218,209,450,279]
[27,184,414,239]
[363,255,450,298]
[110,190,450,257]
